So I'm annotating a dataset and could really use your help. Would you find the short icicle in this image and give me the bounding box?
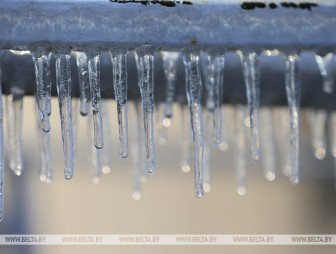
[32,46,52,132]
[315,53,334,94]
[74,52,90,116]
[182,49,204,198]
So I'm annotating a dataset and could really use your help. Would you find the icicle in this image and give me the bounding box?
[74,52,90,116]
[234,105,247,195]
[182,50,204,198]
[161,50,179,118]
[310,109,327,160]
[180,105,192,173]
[55,51,74,180]
[260,107,276,181]
[285,53,301,184]
[6,88,24,176]
[110,49,129,158]
[31,46,52,132]
[72,98,79,165]
[101,100,112,175]
[239,51,260,161]
[131,101,145,200]
[86,51,103,150]
[202,51,225,145]
[0,58,4,220]
[134,47,155,174]
[34,101,52,183]
[315,53,334,94]
[86,109,102,184]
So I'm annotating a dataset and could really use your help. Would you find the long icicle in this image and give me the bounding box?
[7,88,24,176]
[240,51,260,161]
[135,47,155,174]
[0,57,4,220]
[202,51,225,145]
[285,53,301,184]
[182,50,204,198]
[86,51,103,150]
[101,100,112,175]
[32,47,52,132]
[161,50,179,119]
[315,53,334,94]
[234,105,247,195]
[74,52,90,116]
[260,107,276,181]
[55,51,74,180]
[110,49,129,158]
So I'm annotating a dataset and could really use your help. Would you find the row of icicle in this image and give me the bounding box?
[0,47,335,220]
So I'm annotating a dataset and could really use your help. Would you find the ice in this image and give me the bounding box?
[86,51,103,150]
[309,109,327,160]
[110,49,129,158]
[315,53,334,94]
[260,107,276,181]
[134,47,156,174]
[285,53,301,184]
[234,105,247,195]
[55,52,74,180]
[6,88,24,176]
[202,51,225,145]
[74,52,90,116]
[100,101,112,175]
[239,51,260,161]
[31,46,52,132]
[161,50,179,119]
[182,50,204,198]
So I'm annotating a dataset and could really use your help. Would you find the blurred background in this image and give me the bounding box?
[0,97,335,254]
